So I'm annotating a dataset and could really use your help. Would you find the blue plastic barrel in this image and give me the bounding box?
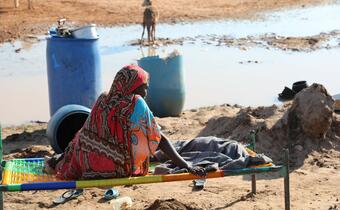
[138,55,185,117]
[46,37,102,116]
[46,104,90,153]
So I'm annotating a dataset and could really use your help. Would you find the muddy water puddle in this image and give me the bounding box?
[1,4,340,126]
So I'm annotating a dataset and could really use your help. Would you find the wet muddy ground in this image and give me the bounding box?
[132,30,340,52]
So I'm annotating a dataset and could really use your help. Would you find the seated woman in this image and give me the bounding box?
[45,64,205,180]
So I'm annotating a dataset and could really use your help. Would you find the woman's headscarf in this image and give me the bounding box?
[78,65,149,177]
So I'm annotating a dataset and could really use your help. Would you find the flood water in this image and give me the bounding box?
[1,4,340,126]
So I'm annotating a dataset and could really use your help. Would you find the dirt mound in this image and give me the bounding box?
[145,198,202,210]
[198,84,339,167]
[287,83,334,140]
[198,104,288,161]
[2,123,51,157]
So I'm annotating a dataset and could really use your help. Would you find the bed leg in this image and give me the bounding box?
[249,130,257,194]
[0,192,3,210]
[0,168,2,210]
[283,149,290,210]
[251,174,256,194]
[0,124,3,210]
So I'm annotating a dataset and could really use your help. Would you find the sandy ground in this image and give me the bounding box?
[1,103,340,210]
[1,0,340,209]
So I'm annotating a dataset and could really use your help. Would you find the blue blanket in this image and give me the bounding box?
[153,136,272,174]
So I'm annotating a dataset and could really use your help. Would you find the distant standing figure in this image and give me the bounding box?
[141,0,158,44]
[14,0,33,9]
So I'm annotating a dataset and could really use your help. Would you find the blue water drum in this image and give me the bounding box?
[46,36,102,116]
[46,104,90,153]
[138,55,185,117]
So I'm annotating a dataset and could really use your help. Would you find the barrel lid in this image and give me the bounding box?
[71,24,96,32]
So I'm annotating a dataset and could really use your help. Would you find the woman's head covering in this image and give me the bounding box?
[108,65,149,98]
[78,65,149,178]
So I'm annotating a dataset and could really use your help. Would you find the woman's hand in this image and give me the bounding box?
[186,166,207,177]
[158,133,207,177]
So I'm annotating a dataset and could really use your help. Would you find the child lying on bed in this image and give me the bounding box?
[151,136,272,174]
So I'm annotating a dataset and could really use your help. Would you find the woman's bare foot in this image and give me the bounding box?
[42,153,64,174]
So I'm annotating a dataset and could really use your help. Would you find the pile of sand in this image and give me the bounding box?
[145,198,202,210]
[194,84,339,167]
